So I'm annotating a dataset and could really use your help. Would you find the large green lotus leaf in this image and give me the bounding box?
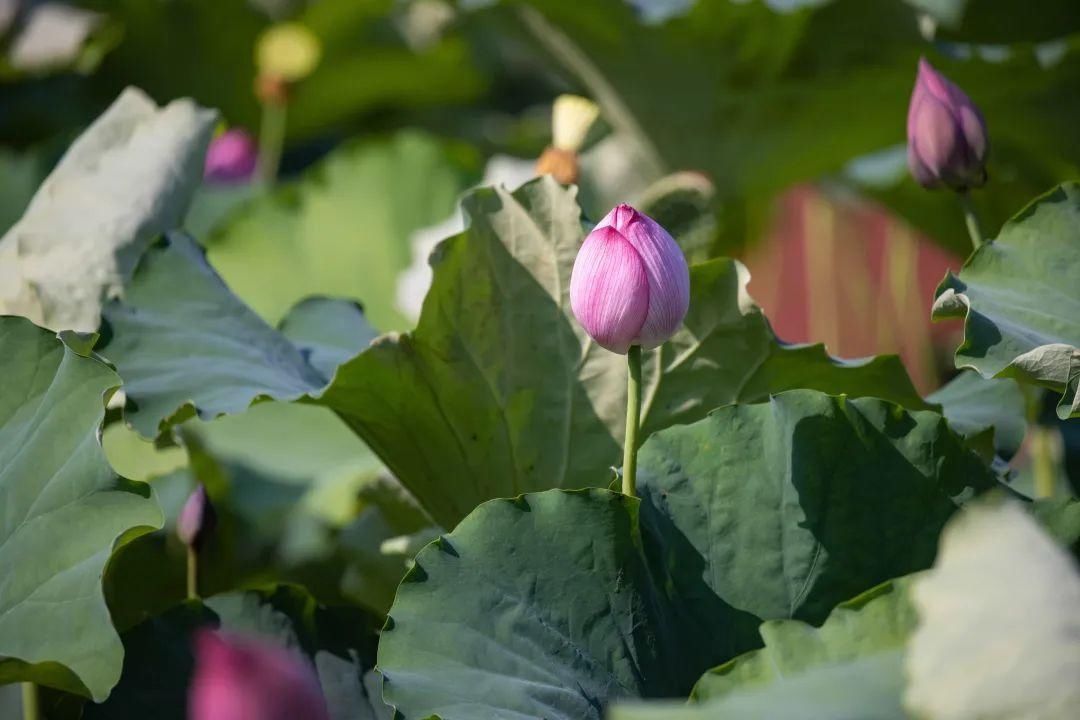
[83,584,387,719]
[204,131,479,332]
[377,392,992,718]
[277,296,379,380]
[691,578,915,704]
[608,655,905,720]
[488,1,1080,256]
[101,233,343,438]
[104,178,927,528]
[635,390,994,636]
[932,183,1080,419]
[288,179,922,524]
[377,489,700,720]
[904,500,1080,720]
[610,580,915,720]
[0,317,163,700]
[643,258,930,438]
[926,370,1027,458]
[610,501,1080,720]
[0,87,215,331]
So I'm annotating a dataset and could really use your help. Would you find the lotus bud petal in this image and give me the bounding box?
[204,129,257,184]
[552,94,600,153]
[570,204,689,354]
[177,485,216,551]
[188,630,329,720]
[907,57,989,191]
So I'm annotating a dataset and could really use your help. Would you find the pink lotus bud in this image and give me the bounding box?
[188,630,329,720]
[907,58,988,191]
[570,204,689,354]
[177,485,216,551]
[203,129,257,184]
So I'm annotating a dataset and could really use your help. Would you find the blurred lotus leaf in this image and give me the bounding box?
[0,87,215,331]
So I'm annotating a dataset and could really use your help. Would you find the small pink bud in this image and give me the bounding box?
[203,129,257,184]
[188,630,329,720]
[177,485,216,551]
[907,58,988,191]
[570,204,689,354]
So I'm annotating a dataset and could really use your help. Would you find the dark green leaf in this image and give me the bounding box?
[105,178,929,529]
[906,0,1080,42]
[378,489,693,720]
[378,391,993,718]
[691,578,915,703]
[636,390,994,635]
[84,584,386,720]
[611,580,915,720]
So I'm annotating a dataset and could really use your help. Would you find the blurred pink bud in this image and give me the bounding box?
[907,58,988,191]
[570,204,689,354]
[188,630,329,720]
[203,129,257,184]
[177,485,216,550]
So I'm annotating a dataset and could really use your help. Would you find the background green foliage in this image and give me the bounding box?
[0,0,1079,718]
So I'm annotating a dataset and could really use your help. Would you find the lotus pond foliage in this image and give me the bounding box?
[0,1,1079,719]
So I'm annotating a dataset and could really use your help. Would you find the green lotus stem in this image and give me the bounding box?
[1031,427,1057,499]
[22,682,39,720]
[186,545,199,600]
[623,345,642,497]
[958,191,984,251]
[258,100,287,185]
[1022,385,1056,499]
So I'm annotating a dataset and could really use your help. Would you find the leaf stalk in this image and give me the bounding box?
[958,191,985,251]
[623,345,642,497]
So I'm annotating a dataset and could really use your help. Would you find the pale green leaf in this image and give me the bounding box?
[0,317,163,700]
[0,87,215,331]
[691,579,915,703]
[932,183,1080,419]
[204,131,478,332]
[905,501,1080,720]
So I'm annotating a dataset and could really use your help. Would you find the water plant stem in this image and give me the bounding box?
[1030,426,1057,499]
[1023,385,1057,499]
[22,683,39,720]
[186,545,199,601]
[623,345,642,497]
[258,100,287,185]
[958,191,984,251]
